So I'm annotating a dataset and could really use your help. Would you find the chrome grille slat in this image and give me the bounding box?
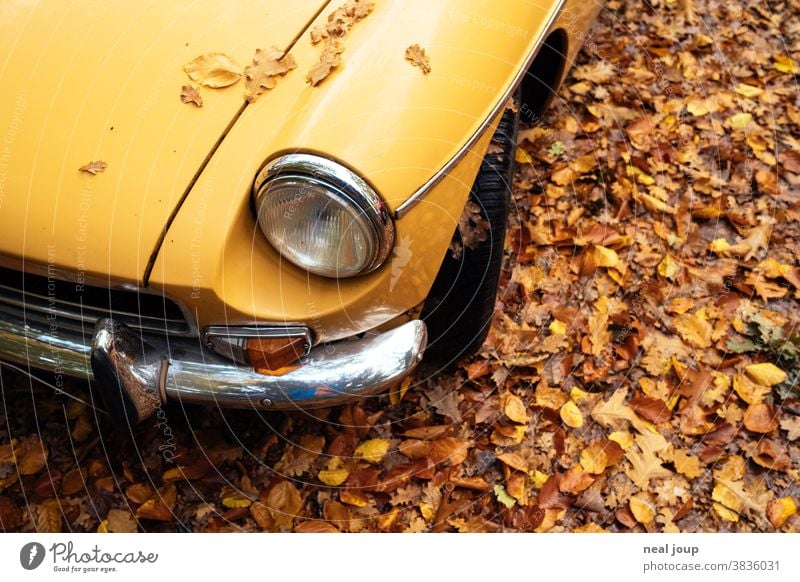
[0,266,190,336]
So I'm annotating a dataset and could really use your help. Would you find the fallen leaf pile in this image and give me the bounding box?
[4,0,799,533]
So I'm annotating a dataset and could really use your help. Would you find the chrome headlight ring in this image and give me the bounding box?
[253,153,394,278]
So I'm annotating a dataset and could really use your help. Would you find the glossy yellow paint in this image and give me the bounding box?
[0,0,599,344]
[152,0,599,342]
[0,0,328,284]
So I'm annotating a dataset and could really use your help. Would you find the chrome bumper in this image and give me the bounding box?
[0,311,427,424]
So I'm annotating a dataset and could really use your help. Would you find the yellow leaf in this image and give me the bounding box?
[570,387,590,401]
[340,489,369,507]
[712,482,743,513]
[531,470,548,489]
[515,148,533,164]
[727,112,752,130]
[502,392,529,424]
[774,54,799,74]
[580,443,608,474]
[767,497,797,528]
[318,468,350,487]
[560,401,584,428]
[354,439,390,464]
[713,502,740,522]
[389,375,413,406]
[745,362,787,387]
[674,307,713,348]
[549,319,567,335]
[593,245,620,268]
[629,494,656,524]
[419,502,435,521]
[709,238,731,254]
[673,449,702,479]
[222,496,252,509]
[184,53,243,88]
[97,520,109,533]
[735,83,764,98]
[657,255,680,280]
[733,373,772,404]
[634,191,675,214]
[608,431,634,449]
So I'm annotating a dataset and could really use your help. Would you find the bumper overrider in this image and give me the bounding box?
[0,311,427,424]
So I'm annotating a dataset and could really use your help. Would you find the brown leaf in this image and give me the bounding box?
[180,85,203,107]
[630,396,672,424]
[78,161,107,175]
[135,483,177,521]
[184,53,243,88]
[18,439,47,475]
[399,437,469,466]
[35,498,62,533]
[295,520,338,533]
[743,402,779,433]
[105,509,138,533]
[405,44,431,74]
[61,468,86,496]
[307,41,345,86]
[244,47,297,103]
[265,480,302,530]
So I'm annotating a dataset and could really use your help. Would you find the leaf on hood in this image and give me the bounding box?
[180,85,203,107]
[79,160,107,175]
[307,41,345,86]
[183,53,243,88]
[244,47,297,103]
[307,0,374,86]
[405,44,431,74]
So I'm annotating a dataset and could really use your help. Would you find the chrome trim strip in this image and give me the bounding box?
[253,153,395,276]
[393,0,568,219]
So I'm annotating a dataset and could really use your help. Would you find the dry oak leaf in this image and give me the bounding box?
[183,53,243,88]
[672,449,702,479]
[405,44,431,74]
[307,41,345,86]
[275,434,325,477]
[244,47,297,103]
[180,85,202,107]
[79,161,107,175]
[673,307,713,349]
[780,416,800,440]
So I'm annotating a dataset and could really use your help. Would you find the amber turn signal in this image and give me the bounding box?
[246,336,308,373]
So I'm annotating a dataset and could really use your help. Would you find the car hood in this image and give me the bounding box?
[0,0,329,284]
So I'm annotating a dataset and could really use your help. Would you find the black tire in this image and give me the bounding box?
[421,102,520,365]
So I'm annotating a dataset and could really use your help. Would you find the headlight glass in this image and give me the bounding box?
[254,154,393,278]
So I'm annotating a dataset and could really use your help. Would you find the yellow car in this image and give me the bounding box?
[0,0,599,424]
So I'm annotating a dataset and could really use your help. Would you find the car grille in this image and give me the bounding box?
[0,266,191,337]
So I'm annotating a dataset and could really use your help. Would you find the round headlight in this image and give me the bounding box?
[253,154,394,278]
